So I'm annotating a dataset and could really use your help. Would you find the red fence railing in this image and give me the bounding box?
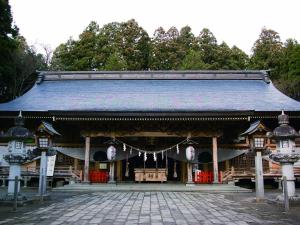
[194,171,222,184]
[89,170,108,183]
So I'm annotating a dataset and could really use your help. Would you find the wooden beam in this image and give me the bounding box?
[81,130,223,138]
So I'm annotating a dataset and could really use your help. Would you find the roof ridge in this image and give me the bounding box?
[38,70,266,74]
[36,70,270,84]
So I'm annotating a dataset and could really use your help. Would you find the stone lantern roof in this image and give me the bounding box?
[267,111,300,140]
[0,113,34,140]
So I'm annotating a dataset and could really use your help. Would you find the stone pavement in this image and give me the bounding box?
[0,192,298,225]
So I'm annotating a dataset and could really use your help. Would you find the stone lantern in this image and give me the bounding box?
[268,112,300,199]
[35,121,60,196]
[0,113,34,195]
[241,120,270,201]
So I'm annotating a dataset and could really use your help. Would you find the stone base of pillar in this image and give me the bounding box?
[185,182,195,187]
[255,197,265,203]
[108,180,116,184]
[81,181,90,184]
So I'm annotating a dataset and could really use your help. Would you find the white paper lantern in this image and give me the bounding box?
[185,145,195,161]
[107,145,116,161]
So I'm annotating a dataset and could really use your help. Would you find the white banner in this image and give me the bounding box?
[47,155,56,176]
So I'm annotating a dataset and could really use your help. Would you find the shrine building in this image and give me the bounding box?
[0,70,299,186]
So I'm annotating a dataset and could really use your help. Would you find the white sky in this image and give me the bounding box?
[10,0,300,55]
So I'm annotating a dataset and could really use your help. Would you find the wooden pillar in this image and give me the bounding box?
[116,160,122,182]
[83,136,90,183]
[212,136,219,184]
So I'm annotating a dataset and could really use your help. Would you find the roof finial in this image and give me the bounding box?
[15,111,24,126]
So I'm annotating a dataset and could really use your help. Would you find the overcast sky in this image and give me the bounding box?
[10,0,300,55]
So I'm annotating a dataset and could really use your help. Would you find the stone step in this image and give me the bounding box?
[53,183,252,193]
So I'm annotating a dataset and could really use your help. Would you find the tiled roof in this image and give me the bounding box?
[0,70,299,112]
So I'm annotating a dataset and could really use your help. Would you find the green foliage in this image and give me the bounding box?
[51,19,150,71]
[217,43,249,69]
[180,50,207,70]
[149,26,186,70]
[197,28,219,69]
[276,39,300,100]
[0,0,46,102]
[104,52,127,71]
[249,28,283,79]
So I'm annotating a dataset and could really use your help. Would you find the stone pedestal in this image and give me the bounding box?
[38,151,48,196]
[270,153,300,199]
[281,163,296,197]
[8,164,21,195]
[255,151,264,201]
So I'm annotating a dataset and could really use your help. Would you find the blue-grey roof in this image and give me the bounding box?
[0,71,299,112]
[41,121,61,136]
[240,120,261,136]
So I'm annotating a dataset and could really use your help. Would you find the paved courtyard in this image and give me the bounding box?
[0,191,299,225]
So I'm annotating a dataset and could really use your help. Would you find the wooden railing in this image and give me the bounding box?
[222,166,300,183]
[0,166,83,182]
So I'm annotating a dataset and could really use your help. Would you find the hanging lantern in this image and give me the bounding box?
[138,151,141,157]
[162,151,164,160]
[176,144,179,154]
[107,145,116,161]
[130,147,132,155]
[123,143,126,151]
[144,152,147,161]
[153,152,157,161]
[185,145,195,161]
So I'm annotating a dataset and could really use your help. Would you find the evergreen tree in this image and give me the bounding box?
[250,28,283,79]
[104,52,127,71]
[0,0,46,102]
[180,50,207,70]
[0,0,18,101]
[277,39,300,100]
[197,28,219,69]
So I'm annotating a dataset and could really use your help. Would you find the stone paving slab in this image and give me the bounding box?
[0,192,298,225]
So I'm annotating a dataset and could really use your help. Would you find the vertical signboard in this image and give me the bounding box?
[47,155,56,176]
